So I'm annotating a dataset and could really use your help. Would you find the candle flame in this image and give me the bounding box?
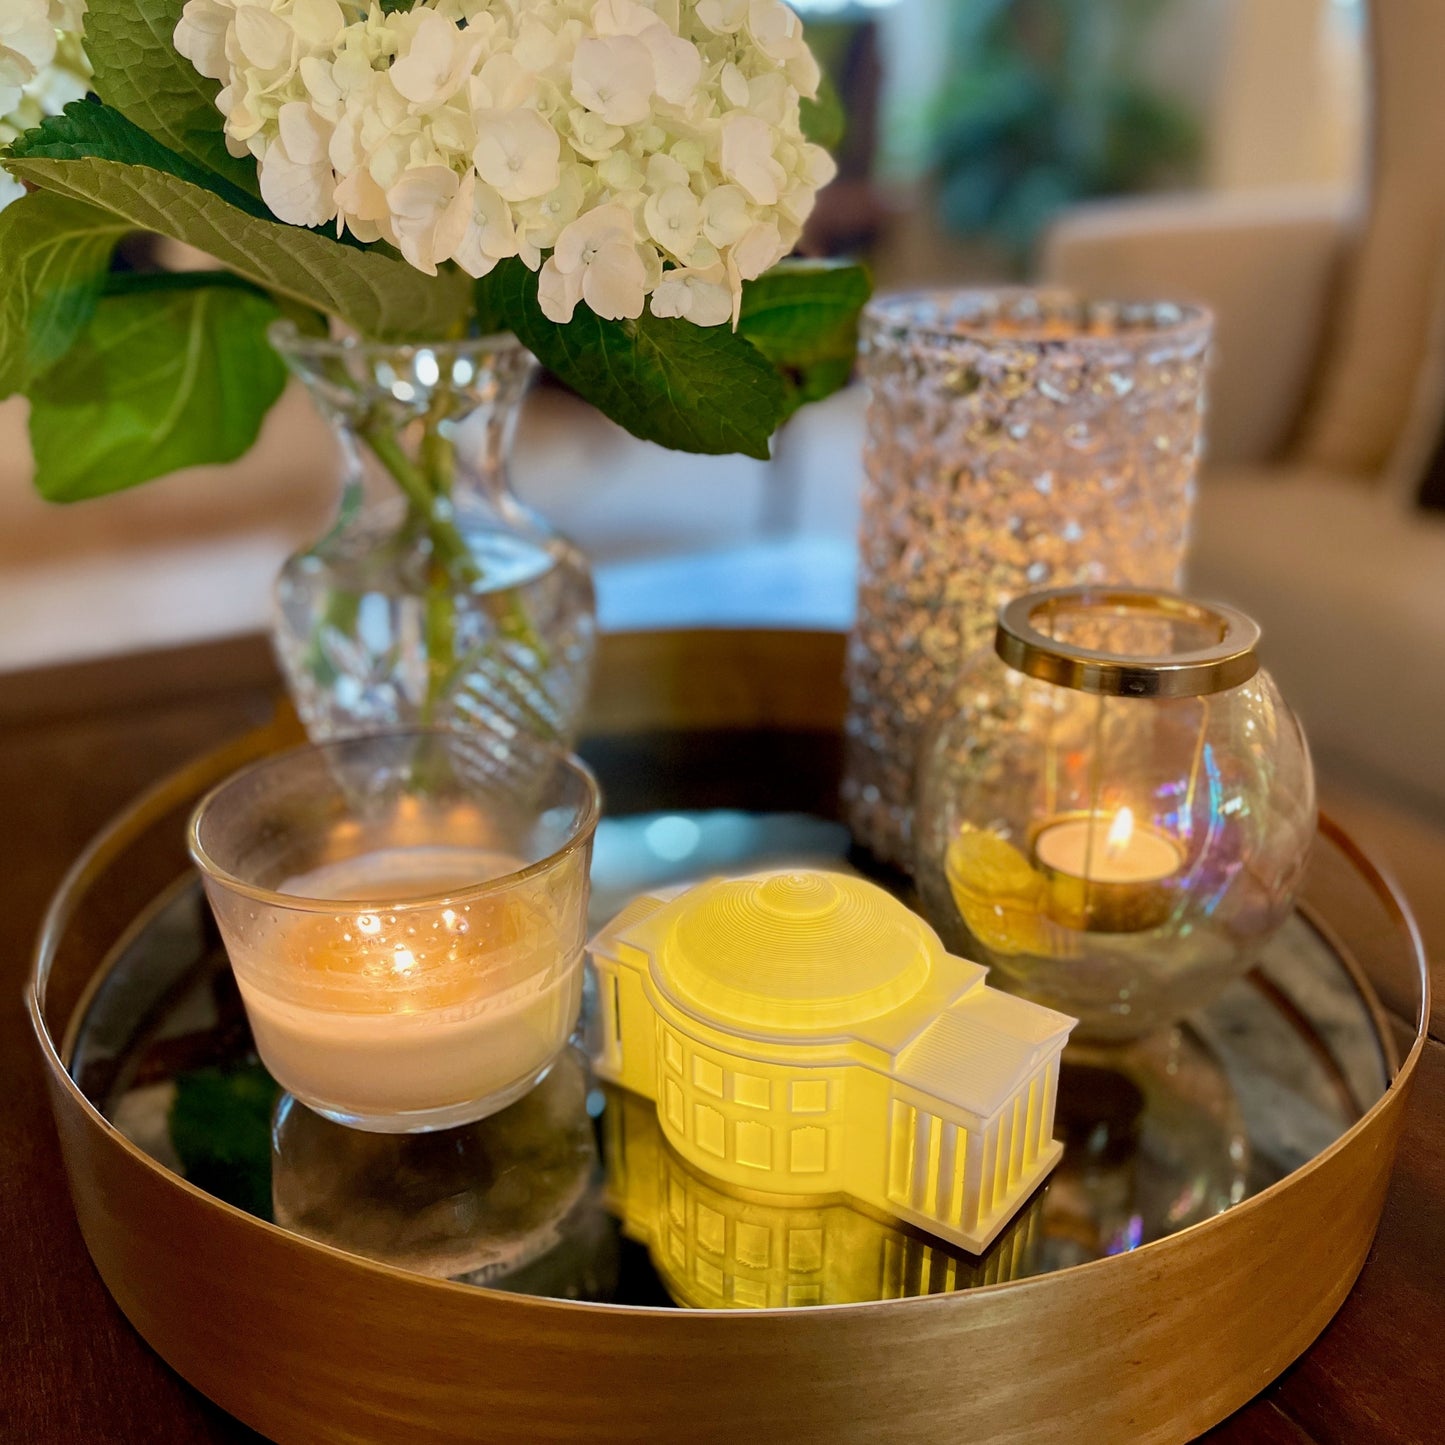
[1106,807,1135,856]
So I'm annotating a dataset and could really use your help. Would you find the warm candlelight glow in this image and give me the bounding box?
[1035,811,1182,886]
[225,844,586,1131]
[1031,810,1184,935]
[916,584,1312,1039]
[191,734,598,1131]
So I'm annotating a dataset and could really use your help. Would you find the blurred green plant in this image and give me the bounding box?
[932,0,1201,266]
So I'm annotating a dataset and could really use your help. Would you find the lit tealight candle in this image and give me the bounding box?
[1034,808,1180,884]
[1032,808,1183,933]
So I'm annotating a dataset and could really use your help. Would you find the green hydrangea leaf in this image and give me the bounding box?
[28,279,289,500]
[102,267,267,299]
[0,189,128,398]
[488,259,786,460]
[801,72,846,152]
[7,103,471,340]
[739,259,871,419]
[168,1062,280,1221]
[780,353,854,415]
[82,0,262,198]
[739,260,872,364]
[8,98,267,216]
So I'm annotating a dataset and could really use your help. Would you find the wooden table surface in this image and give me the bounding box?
[3,634,1442,1445]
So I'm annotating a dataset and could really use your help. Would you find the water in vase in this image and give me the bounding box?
[275,520,596,775]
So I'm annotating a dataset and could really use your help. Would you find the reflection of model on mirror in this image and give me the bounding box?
[602,1088,1046,1310]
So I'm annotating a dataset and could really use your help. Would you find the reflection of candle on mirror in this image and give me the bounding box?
[1033,809,1183,933]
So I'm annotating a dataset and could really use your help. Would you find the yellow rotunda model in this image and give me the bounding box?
[589,871,1075,1254]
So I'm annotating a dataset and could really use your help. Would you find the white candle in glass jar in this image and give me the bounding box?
[227,846,581,1132]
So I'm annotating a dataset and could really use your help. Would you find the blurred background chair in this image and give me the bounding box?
[1043,0,1445,811]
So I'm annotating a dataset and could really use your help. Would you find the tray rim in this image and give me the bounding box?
[33,799,1428,1322]
[26,676,1433,1443]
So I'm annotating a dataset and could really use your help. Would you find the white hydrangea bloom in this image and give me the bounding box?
[1,1,58,118]
[174,0,836,325]
[651,262,732,326]
[540,201,649,320]
[1,0,89,213]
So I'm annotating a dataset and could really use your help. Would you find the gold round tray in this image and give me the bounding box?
[27,633,1430,1445]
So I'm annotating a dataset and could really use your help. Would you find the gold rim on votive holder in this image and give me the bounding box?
[995,587,1261,700]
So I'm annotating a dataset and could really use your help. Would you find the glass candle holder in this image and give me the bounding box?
[190,731,599,1133]
[915,588,1315,1042]
[844,289,1213,867]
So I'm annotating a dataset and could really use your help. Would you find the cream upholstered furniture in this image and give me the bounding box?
[1043,0,1445,812]
[1204,0,1365,194]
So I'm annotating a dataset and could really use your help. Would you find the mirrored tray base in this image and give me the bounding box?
[70,810,1391,1313]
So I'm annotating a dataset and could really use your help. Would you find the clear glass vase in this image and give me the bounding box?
[843,290,1214,869]
[271,327,597,772]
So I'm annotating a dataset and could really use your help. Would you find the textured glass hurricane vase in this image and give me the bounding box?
[844,290,1214,868]
[272,326,597,769]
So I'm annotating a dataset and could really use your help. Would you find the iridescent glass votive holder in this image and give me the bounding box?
[844,289,1214,867]
[916,587,1315,1042]
[189,731,599,1133]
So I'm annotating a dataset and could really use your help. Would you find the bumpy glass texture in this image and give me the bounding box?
[271,327,597,780]
[189,732,599,1132]
[844,290,1213,866]
[915,598,1315,1042]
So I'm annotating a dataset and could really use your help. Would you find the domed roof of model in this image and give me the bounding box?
[658,872,936,1035]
